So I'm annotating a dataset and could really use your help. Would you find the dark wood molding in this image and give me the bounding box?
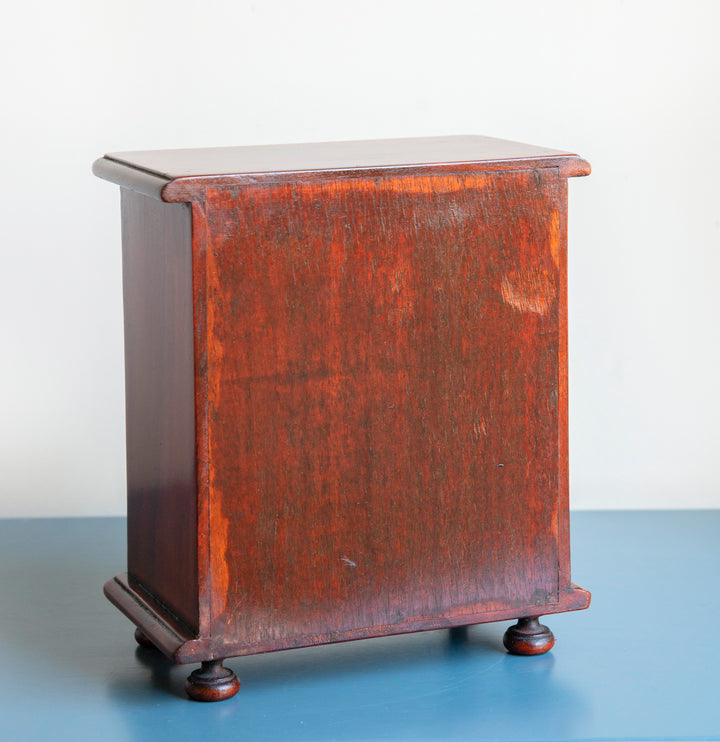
[93,157,171,201]
[104,575,210,663]
[94,135,590,203]
[106,572,588,664]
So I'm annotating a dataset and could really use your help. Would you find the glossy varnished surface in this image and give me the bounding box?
[197,169,570,653]
[1,512,718,741]
[97,138,592,671]
[121,191,198,632]
[92,136,591,202]
[104,135,583,179]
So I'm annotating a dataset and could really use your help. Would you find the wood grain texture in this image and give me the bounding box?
[103,573,587,664]
[93,136,590,202]
[103,574,209,662]
[100,138,591,676]
[121,190,199,632]
[195,168,571,654]
[104,135,587,178]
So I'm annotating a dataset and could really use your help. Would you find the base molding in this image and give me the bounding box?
[105,573,590,664]
[104,575,210,663]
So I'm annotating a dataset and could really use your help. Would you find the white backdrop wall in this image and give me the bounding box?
[1,0,718,517]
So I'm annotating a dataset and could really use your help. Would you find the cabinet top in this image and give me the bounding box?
[93,135,590,203]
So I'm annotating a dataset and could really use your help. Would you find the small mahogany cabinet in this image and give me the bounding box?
[94,136,591,701]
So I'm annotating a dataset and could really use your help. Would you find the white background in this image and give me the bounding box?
[1,0,718,517]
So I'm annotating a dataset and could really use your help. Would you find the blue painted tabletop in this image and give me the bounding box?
[1,511,718,742]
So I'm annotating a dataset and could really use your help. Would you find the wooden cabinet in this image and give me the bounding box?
[95,136,591,701]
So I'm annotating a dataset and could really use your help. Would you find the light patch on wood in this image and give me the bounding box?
[473,416,488,439]
[550,209,560,268]
[500,268,556,315]
[371,174,488,195]
[300,174,490,197]
[210,509,230,618]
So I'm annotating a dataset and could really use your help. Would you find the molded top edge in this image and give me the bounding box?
[94,135,590,201]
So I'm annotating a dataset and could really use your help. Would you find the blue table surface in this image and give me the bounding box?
[1,511,718,742]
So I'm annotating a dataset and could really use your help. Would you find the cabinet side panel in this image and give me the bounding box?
[557,177,572,590]
[204,169,563,651]
[121,190,198,632]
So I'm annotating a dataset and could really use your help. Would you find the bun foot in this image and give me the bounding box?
[134,628,157,649]
[185,660,240,702]
[503,616,555,655]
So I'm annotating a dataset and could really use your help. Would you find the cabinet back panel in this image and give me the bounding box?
[200,170,563,648]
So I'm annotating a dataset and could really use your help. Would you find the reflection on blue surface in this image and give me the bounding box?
[1,512,719,741]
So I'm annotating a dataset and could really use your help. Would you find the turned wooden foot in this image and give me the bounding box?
[134,628,157,649]
[185,660,240,702]
[503,616,555,655]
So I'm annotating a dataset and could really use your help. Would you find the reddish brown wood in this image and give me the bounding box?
[92,135,590,202]
[185,660,240,702]
[95,135,591,700]
[200,169,563,653]
[120,191,198,633]
[104,574,211,662]
[134,628,156,650]
[104,571,586,664]
[503,616,555,655]
[101,135,588,179]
